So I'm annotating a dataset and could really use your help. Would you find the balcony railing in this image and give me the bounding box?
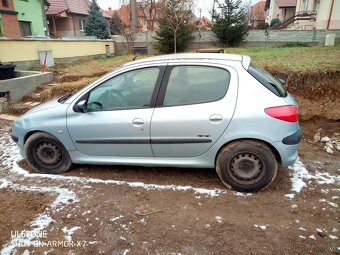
[272,11,317,29]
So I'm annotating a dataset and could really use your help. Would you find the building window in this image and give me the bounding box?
[19,21,32,36]
[79,19,84,31]
[2,0,9,7]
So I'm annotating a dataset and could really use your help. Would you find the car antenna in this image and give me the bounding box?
[132,37,156,61]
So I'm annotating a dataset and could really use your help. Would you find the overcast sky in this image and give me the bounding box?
[96,0,261,18]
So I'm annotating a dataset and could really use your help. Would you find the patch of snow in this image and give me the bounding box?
[254,224,268,230]
[313,171,340,185]
[299,227,306,231]
[329,235,338,240]
[331,228,338,233]
[234,192,252,197]
[291,204,297,208]
[299,235,306,239]
[0,133,250,198]
[288,158,312,193]
[285,194,295,200]
[309,235,316,240]
[321,189,329,194]
[215,216,223,223]
[122,249,130,255]
[62,226,81,242]
[328,202,338,207]
[110,215,124,222]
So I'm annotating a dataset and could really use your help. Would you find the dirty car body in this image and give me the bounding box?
[12,54,301,192]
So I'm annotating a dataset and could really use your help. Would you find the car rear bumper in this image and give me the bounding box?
[272,141,299,167]
[282,129,302,145]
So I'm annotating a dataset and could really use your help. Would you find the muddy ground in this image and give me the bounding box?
[0,60,340,254]
[0,118,339,254]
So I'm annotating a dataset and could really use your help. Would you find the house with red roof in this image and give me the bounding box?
[106,1,158,32]
[46,0,110,38]
[250,0,266,29]
[265,0,340,30]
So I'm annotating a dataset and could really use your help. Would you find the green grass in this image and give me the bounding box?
[224,45,340,71]
[49,46,340,77]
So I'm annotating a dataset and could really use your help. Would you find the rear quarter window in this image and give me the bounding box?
[247,62,287,97]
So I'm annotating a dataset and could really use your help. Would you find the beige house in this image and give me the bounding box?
[265,0,340,30]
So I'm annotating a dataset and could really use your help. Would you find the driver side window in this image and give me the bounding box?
[87,67,160,111]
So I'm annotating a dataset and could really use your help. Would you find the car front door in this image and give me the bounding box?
[67,66,165,157]
[151,64,238,157]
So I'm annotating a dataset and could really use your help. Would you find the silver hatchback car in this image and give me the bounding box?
[11,54,301,192]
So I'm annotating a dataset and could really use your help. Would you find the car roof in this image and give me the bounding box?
[123,53,251,69]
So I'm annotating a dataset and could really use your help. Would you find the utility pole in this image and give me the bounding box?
[131,0,137,34]
[198,8,202,49]
[212,0,216,22]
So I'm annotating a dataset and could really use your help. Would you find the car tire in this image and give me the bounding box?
[25,132,72,174]
[216,140,278,192]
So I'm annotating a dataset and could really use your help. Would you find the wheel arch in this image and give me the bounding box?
[214,138,282,167]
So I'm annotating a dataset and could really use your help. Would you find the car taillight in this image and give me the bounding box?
[264,105,298,122]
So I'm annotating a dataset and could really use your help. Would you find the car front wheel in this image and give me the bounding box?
[25,132,72,174]
[216,140,278,192]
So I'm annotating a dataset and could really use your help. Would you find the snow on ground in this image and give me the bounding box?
[1,128,339,253]
[287,157,340,199]
[0,130,241,198]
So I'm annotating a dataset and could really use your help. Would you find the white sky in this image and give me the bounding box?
[96,0,261,19]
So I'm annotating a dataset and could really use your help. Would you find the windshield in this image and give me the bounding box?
[247,62,287,97]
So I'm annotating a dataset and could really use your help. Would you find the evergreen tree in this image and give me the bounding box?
[85,0,110,39]
[154,0,194,54]
[110,12,124,35]
[211,0,248,47]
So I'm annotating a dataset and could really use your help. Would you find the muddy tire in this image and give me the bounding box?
[24,132,72,174]
[216,140,278,192]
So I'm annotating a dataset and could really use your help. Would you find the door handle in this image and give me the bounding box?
[132,118,144,126]
[209,114,223,122]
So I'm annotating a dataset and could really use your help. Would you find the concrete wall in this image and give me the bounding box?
[0,70,53,101]
[113,29,340,55]
[0,38,115,69]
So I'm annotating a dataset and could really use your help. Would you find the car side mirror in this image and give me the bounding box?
[77,100,87,113]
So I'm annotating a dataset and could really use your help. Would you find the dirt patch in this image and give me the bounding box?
[0,119,339,254]
[266,68,340,121]
[0,189,52,247]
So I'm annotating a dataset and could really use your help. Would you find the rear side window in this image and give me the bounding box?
[163,66,230,106]
[247,62,287,97]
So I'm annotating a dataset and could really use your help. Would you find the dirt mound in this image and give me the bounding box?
[267,68,340,121]
[57,70,110,83]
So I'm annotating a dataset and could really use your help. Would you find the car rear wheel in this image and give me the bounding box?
[25,132,72,174]
[216,140,278,192]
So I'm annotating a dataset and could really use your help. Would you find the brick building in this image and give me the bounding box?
[0,0,21,37]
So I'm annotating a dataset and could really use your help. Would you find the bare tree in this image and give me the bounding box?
[138,0,158,31]
[156,0,194,53]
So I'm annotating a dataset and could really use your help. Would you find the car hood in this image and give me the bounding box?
[23,98,63,115]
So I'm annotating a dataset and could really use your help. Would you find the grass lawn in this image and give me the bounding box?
[224,45,340,71]
[45,45,340,78]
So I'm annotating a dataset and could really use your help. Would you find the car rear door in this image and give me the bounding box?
[150,63,238,157]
